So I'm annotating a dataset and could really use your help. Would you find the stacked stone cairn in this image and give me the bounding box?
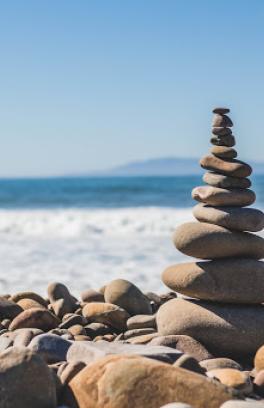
[157,107,264,360]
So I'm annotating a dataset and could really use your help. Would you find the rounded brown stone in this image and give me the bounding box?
[192,186,255,207]
[9,308,60,331]
[11,292,47,307]
[162,259,264,303]
[63,354,235,408]
[254,345,264,372]
[203,173,251,189]
[17,298,46,311]
[200,358,242,372]
[82,302,130,331]
[193,204,264,232]
[200,155,252,178]
[81,289,104,303]
[207,369,252,394]
[211,146,237,159]
[212,107,230,114]
[212,127,232,136]
[211,135,236,147]
[173,222,264,260]
[0,297,23,320]
[212,114,233,128]
[126,314,156,330]
[156,298,264,357]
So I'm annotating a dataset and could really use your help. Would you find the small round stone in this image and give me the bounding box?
[211,146,237,159]
[212,107,230,114]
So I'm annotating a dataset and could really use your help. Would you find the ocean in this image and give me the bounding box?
[0,176,263,295]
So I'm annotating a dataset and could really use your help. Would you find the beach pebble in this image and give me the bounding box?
[13,328,43,347]
[207,368,252,394]
[212,127,232,136]
[126,332,159,344]
[173,222,264,259]
[57,361,86,385]
[0,347,56,408]
[9,308,60,331]
[126,314,156,330]
[0,297,23,320]
[211,145,237,159]
[28,333,72,363]
[173,354,205,374]
[150,335,212,361]
[17,298,46,310]
[104,279,152,315]
[200,358,242,372]
[82,302,129,331]
[81,288,104,303]
[212,107,230,114]
[162,259,264,303]
[68,324,86,336]
[156,298,264,357]
[62,355,235,408]
[254,345,264,372]
[193,204,264,232]
[59,314,85,329]
[212,114,233,128]
[200,155,252,178]
[192,186,255,207]
[211,134,236,147]
[85,322,113,338]
[11,291,47,307]
[203,172,251,189]
[123,328,156,340]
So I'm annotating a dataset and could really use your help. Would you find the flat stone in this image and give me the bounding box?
[123,328,156,340]
[59,314,85,329]
[126,333,159,344]
[207,369,252,394]
[173,222,264,260]
[200,155,252,178]
[11,292,47,307]
[62,355,235,408]
[200,358,242,372]
[150,335,212,361]
[203,172,251,189]
[82,302,129,331]
[162,259,264,303]
[28,333,72,363]
[192,186,255,206]
[211,145,237,159]
[212,107,230,114]
[0,297,23,320]
[211,134,236,147]
[193,204,264,232]
[127,314,156,330]
[157,298,264,357]
[0,347,56,408]
[212,127,232,136]
[9,308,60,331]
[104,279,152,316]
[212,114,233,127]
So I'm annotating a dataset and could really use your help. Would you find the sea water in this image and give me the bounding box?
[0,176,263,295]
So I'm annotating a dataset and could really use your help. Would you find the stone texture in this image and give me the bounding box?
[104,279,152,315]
[193,204,264,232]
[82,302,129,331]
[203,172,251,189]
[211,145,237,159]
[192,186,255,207]
[200,155,252,178]
[173,222,264,260]
[162,259,264,303]
[207,369,252,394]
[9,308,60,331]
[211,134,236,147]
[156,298,264,357]
[63,355,235,408]
[0,347,56,408]
[200,358,242,372]
[127,314,156,330]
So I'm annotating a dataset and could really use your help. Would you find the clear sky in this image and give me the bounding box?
[0,0,264,177]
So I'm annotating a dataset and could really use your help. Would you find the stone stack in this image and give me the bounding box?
[157,107,264,359]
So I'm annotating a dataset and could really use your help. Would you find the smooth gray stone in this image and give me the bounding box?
[28,333,72,363]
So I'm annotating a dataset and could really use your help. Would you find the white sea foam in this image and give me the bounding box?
[0,207,194,295]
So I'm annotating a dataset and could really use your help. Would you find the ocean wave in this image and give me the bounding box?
[0,207,194,238]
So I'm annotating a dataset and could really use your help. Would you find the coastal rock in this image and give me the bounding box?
[63,355,235,408]
[193,204,264,232]
[28,333,72,363]
[82,302,129,330]
[11,292,47,307]
[203,172,251,189]
[211,145,237,159]
[156,298,264,357]
[192,186,255,207]
[104,279,152,316]
[207,369,252,394]
[200,155,252,178]
[0,297,23,320]
[173,222,264,259]
[200,358,242,372]
[81,288,104,303]
[0,347,56,408]
[150,335,212,361]
[9,308,60,331]
[127,314,156,330]
[212,127,232,136]
[162,259,264,303]
[212,114,233,128]
[211,134,236,147]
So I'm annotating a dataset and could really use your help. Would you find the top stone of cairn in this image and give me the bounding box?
[212,107,230,114]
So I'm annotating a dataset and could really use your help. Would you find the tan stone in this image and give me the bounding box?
[192,186,255,207]
[211,146,237,159]
[63,355,235,408]
[9,308,60,331]
[17,298,46,311]
[203,172,251,189]
[254,345,264,372]
[82,302,130,330]
[200,358,242,372]
[173,222,264,259]
[200,155,252,178]
[11,292,47,307]
[207,369,252,394]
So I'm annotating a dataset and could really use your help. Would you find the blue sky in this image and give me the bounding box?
[0,1,264,176]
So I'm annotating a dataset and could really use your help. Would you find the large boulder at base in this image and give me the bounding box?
[193,204,264,232]
[192,186,255,207]
[104,279,152,315]
[0,347,56,408]
[156,298,264,358]
[162,259,264,303]
[173,222,264,260]
[9,308,60,331]
[62,355,235,408]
